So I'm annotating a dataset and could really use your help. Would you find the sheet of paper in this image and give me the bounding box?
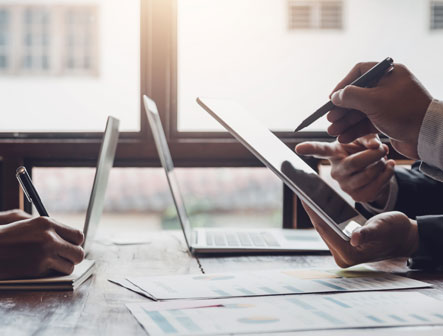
[127,291,443,336]
[127,266,431,300]
[109,277,154,299]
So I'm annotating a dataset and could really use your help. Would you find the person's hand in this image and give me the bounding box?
[0,209,32,225]
[0,217,85,279]
[302,203,419,268]
[295,134,395,207]
[327,62,433,159]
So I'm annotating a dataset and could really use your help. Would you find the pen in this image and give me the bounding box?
[16,166,49,217]
[294,57,394,133]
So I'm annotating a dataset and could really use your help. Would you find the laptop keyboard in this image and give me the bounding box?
[205,231,280,248]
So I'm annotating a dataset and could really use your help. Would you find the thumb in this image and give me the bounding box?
[350,222,382,247]
[357,134,382,150]
[331,85,376,113]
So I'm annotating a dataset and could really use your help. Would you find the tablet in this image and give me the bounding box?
[197,97,366,241]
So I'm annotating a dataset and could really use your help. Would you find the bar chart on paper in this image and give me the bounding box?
[127,292,443,336]
[125,267,430,300]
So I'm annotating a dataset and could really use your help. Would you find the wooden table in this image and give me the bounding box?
[1,230,443,335]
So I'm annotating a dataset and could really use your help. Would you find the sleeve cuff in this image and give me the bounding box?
[360,175,398,215]
[419,161,443,182]
[418,99,443,170]
[408,215,443,270]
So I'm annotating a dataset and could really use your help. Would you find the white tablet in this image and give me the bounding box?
[197,97,366,241]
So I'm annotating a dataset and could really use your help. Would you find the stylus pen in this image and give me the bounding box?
[294,57,394,133]
[16,166,49,217]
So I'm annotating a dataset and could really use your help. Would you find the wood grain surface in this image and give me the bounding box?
[1,230,443,335]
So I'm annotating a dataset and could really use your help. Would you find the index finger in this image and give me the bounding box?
[295,142,342,160]
[51,219,84,245]
[330,62,378,96]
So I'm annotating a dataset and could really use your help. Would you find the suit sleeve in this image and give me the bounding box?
[357,162,443,268]
[393,162,443,218]
[408,215,443,269]
[391,162,443,268]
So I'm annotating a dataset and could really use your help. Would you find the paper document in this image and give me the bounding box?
[126,266,430,300]
[127,291,443,336]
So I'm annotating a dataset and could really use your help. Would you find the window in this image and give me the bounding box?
[177,0,443,133]
[0,2,139,132]
[2,0,443,227]
[431,0,443,30]
[22,8,51,73]
[65,7,98,75]
[0,5,98,75]
[32,167,283,232]
[288,0,343,31]
[0,8,10,72]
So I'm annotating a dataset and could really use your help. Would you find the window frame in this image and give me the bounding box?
[0,0,341,228]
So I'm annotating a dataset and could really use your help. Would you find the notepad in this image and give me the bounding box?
[0,259,95,291]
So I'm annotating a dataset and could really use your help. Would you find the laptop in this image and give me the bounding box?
[82,116,120,254]
[143,95,328,254]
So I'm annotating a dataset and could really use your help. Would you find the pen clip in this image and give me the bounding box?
[16,168,33,203]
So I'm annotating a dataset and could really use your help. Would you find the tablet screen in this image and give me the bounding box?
[198,98,362,230]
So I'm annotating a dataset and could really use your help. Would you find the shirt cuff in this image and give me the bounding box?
[418,99,443,170]
[360,175,399,215]
[419,161,443,182]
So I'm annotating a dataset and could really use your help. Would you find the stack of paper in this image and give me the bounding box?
[120,266,430,300]
[127,291,443,336]
[0,259,95,291]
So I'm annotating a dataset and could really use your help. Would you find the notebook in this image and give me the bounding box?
[0,260,95,291]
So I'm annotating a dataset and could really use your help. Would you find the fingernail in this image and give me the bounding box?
[331,89,343,105]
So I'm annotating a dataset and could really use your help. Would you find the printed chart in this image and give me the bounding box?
[126,267,430,300]
[127,292,443,335]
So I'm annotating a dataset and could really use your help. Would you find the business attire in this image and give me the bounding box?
[359,99,443,269]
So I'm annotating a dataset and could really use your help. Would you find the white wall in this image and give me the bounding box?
[0,0,140,132]
[178,0,443,131]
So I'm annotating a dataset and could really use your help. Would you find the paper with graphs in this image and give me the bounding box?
[126,266,430,300]
[127,291,443,335]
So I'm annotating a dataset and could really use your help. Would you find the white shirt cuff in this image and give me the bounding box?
[361,175,399,215]
[419,161,443,182]
[418,99,443,171]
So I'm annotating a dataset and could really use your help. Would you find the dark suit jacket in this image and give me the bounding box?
[358,162,443,268]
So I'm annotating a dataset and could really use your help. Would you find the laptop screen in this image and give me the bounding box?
[83,116,120,253]
[143,96,193,250]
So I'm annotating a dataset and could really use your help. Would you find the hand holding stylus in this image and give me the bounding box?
[326,62,432,160]
[294,57,394,133]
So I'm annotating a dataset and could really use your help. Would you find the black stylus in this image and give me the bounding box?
[294,57,394,133]
[16,166,49,217]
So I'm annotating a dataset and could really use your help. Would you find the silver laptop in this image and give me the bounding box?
[143,95,328,254]
[197,97,368,242]
[82,116,120,254]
